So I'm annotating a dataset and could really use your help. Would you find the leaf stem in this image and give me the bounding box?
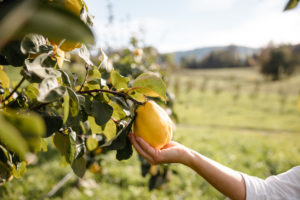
[4,77,26,102]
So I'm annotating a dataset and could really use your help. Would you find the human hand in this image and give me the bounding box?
[128,132,189,165]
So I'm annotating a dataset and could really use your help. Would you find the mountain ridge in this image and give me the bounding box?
[170,45,259,63]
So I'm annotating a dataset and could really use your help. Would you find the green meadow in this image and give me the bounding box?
[1,68,300,200]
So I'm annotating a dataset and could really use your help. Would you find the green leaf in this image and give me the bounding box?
[37,77,66,103]
[24,84,39,104]
[59,70,72,87]
[0,114,28,160]
[79,44,93,66]
[108,96,130,112]
[84,96,93,115]
[67,88,79,117]
[55,129,85,164]
[116,137,133,161]
[85,79,101,91]
[74,137,86,160]
[3,1,95,45]
[101,117,135,151]
[40,138,48,152]
[284,0,299,11]
[0,41,28,67]
[132,72,166,101]
[128,91,146,102]
[63,91,70,124]
[53,133,70,157]
[91,99,113,126]
[88,117,116,140]
[66,112,82,134]
[23,54,61,83]
[110,101,127,121]
[2,111,46,152]
[0,161,12,184]
[86,136,98,151]
[87,66,101,80]
[111,70,130,90]
[71,157,86,178]
[98,48,112,71]
[12,161,27,178]
[41,114,63,137]
[20,34,52,55]
[0,145,11,164]
[68,129,77,164]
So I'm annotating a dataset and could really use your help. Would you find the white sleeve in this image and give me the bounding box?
[241,166,300,200]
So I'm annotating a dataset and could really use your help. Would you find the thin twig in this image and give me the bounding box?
[78,64,89,92]
[42,171,74,199]
[78,89,144,105]
[111,117,120,125]
[4,77,25,102]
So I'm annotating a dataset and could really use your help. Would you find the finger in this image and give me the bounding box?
[136,136,156,157]
[129,134,155,163]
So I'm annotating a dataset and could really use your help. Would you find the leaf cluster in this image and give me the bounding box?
[0,0,175,191]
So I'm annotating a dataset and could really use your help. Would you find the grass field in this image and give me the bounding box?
[1,67,300,200]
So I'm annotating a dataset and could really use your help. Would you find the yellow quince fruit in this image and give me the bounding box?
[134,101,173,149]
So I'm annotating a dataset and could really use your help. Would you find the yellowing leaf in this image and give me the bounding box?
[88,116,102,134]
[63,91,70,124]
[284,0,299,11]
[128,90,146,102]
[68,88,79,117]
[111,70,130,90]
[102,119,117,140]
[110,101,126,121]
[40,138,48,152]
[87,66,101,80]
[87,116,116,140]
[12,161,27,178]
[132,72,166,101]
[86,136,98,151]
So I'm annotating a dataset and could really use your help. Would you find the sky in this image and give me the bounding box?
[85,0,300,53]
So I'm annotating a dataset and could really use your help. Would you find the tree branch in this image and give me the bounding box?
[78,89,145,105]
[4,77,26,102]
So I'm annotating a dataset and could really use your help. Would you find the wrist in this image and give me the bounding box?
[178,146,197,166]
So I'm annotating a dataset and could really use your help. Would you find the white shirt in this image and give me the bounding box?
[241,166,300,200]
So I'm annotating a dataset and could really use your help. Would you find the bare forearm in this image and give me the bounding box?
[179,148,246,200]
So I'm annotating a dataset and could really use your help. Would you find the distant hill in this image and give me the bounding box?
[172,45,258,63]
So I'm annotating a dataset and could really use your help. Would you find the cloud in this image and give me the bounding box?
[89,0,300,53]
[160,0,300,52]
[92,17,168,50]
[187,0,236,12]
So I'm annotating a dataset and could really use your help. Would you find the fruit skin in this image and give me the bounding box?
[134,101,173,149]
